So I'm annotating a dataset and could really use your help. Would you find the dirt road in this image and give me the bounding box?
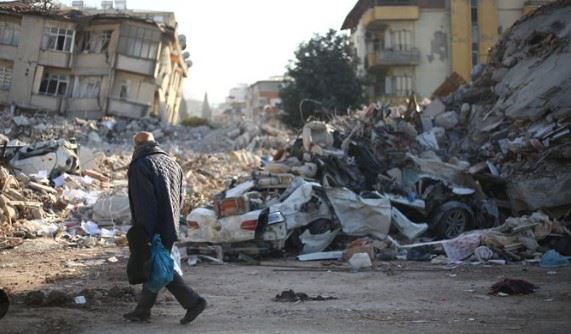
[1,239,570,333]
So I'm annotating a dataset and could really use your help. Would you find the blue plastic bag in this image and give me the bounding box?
[539,249,571,268]
[144,234,174,293]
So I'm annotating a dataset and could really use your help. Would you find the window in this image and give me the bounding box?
[118,24,160,59]
[388,29,412,51]
[73,76,101,98]
[119,80,130,99]
[39,72,69,96]
[80,30,112,53]
[0,22,20,46]
[42,24,74,52]
[0,63,13,91]
[471,0,479,67]
[385,75,413,96]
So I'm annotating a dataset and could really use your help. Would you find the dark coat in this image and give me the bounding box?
[126,223,151,284]
[127,142,183,250]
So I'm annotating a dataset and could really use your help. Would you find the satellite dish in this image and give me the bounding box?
[183,51,190,59]
[185,60,193,68]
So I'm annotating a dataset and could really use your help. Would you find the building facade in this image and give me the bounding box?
[342,0,553,102]
[246,78,283,121]
[0,1,189,123]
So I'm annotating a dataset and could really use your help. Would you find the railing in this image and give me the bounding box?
[376,48,420,66]
[373,0,418,6]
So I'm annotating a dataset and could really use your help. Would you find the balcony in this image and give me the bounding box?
[74,54,110,75]
[30,95,62,112]
[116,54,156,77]
[38,50,72,68]
[367,48,420,68]
[362,2,419,28]
[66,98,104,119]
[108,97,149,119]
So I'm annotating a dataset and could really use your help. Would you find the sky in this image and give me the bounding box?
[60,0,358,104]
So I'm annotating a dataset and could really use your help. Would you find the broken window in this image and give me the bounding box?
[39,72,69,97]
[119,80,130,100]
[0,22,20,46]
[471,0,480,67]
[73,76,102,98]
[42,24,74,52]
[118,24,160,59]
[80,30,112,53]
[0,62,13,91]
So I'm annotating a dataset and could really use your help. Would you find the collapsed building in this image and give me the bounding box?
[0,1,570,269]
[341,0,556,103]
[185,0,571,263]
[0,0,190,123]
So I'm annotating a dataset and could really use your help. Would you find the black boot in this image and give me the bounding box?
[124,287,157,322]
[180,297,206,325]
[123,310,151,322]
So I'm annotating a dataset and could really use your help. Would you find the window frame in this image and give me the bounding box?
[39,72,69,97]
[42,23,75,52]
[118,24,161,60]
[0,62,13,91]
[0,22,20,46]
[80,30,112,53]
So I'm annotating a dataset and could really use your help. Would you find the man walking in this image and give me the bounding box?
[124,132,206,324]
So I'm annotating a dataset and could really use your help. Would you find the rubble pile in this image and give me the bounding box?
[0,110,291,247]
[1,111,291,154]
[184,2,571,265]
[428,0,571,214]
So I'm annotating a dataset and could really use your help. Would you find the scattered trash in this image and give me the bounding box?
[74,296,87,305]
[273,289,337,302]
[539,250,571,268]
[489,279,538,296]
[474,246,494,263]
[348,253,373,272]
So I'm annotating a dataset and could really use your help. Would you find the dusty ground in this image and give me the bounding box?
[1,238,570,334]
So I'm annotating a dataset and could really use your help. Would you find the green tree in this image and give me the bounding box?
[280,29,365,128]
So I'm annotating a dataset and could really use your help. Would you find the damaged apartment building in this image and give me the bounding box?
[0,1,190,123]
[342,0,555,102]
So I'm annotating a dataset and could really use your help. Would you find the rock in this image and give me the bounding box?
[461,103,471,114]
[13,115,31,126]
[152,129,164,140]
[398,121,418,140]
[423,98,445,118]
[88,131,102,143]
[492,67,509,82]
[434,111,459,129]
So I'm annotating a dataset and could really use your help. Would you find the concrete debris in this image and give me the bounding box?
[1,1,570,275]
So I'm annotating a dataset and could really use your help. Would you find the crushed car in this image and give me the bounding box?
[2,139,80,178]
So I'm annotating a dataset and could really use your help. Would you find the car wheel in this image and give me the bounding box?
[432,201,474,239]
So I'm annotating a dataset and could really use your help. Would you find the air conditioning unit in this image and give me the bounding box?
[71,1,84,9]
[101,0,113,10]
[115,0,126,10]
